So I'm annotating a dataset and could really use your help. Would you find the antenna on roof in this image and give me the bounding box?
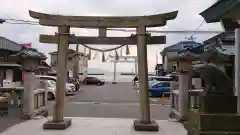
[185,36,196,41]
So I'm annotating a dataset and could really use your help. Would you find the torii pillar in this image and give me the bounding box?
[44,26,72,129]
[133,25,153,128]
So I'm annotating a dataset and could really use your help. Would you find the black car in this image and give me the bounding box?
[83,77,105,85]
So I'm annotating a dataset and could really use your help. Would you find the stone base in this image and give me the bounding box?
[199,95,237,113]
[112,82,117,84]
[133,120,159,131]
[186,109,240,135]
[43,118,72,130]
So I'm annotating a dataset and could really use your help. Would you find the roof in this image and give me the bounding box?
[160,40,202,55]
[200,0,240,23]
[198,48,232,62]
[203,31,235,56]
[12,47,47,60]
[168,51,199,62]
[203,31,234,45]
[178,44,204,55]
[0,37,22,52]
[39,60,51,68]
[169,47,232,63]
[216,46,235,56]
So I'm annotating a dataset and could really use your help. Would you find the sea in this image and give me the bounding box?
[88,72,134,82]
[88,72,155,82]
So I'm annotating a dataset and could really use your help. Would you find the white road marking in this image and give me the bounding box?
[150,98,158,102]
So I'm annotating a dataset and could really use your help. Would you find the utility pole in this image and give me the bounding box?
[110,56,138,84]
[112,59,117,84]
[73,44,80,91]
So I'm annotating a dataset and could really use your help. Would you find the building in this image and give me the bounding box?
[49,49,88,81]
[0,37,47,87]
[154,64,165,76]
[160,40,203,73]
[202,31,235,79]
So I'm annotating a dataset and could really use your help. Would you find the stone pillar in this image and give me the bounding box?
[22,72,35,119]
[134,25,158,131]
[43,26,72,130]
[178,60,191,120]
[21,59,38,119]
[235,28,240,113]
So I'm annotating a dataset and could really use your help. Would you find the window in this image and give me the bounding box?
[148,77,154,81]
[68,57,72,61]
[156,82,170,87]
[154,77,172,81]
[182,44,193,49]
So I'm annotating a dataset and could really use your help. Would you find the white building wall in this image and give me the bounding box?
[163,51,178,73]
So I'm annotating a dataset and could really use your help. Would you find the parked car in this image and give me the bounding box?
[83,77,105,85]
[39,79,56,100]
[67,78,79,91]
[36,75,75,96]
[148,76,172,82]
[134,76,169,91]
[148,81,170,97]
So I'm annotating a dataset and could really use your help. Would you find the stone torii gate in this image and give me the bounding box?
[29,10,178,131]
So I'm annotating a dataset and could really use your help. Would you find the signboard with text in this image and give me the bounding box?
[21,43,32,48]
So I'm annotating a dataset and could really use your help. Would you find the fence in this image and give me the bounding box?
[0,87,24,107]
[32,88,47,116]
[170,88,202,120]
[0,77,48,117]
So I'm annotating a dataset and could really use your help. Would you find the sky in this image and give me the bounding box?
[0,0,223,72]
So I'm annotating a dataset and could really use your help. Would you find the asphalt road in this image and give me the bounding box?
[69,83,140,103]
[48,82,171,120]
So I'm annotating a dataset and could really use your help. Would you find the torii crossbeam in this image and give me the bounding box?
[40,34,166,45]
[29,10,178,131]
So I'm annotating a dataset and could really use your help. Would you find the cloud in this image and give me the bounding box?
[0,0,222,72]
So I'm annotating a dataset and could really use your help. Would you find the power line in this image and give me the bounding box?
[4,22,39,25]
[1,17,222,34]
[4,18,38,23]
[191,20,205,36]
[187,20,205,40]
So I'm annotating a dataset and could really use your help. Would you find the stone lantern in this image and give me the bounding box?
[169,51,198,121]
[14,47,47,119]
